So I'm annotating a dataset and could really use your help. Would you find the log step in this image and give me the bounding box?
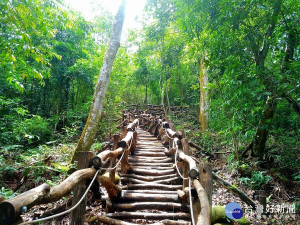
[131,166,175,170]
[130,162,173,167]
[122,173,178,182]
[136,143,163,146]
[135,147,165,150]
[122,183,182,191]
[130,156,169,160]
[98,216,191,225]
[121,177,181,185]
[137,138,158,141]
[133,152,166,157]
[136,142,162,145]
[112,202,189,212]
[131,168,175,176]
[106,212,191,220]
[122,190,177,194]
[118,192,180,202]
[134,148,165,152]
[135,145,164,148]
[129,158,173,163]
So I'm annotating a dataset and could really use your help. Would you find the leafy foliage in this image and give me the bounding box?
[0,187,15,199]
[239,171,272,190]
[0,0,62,91]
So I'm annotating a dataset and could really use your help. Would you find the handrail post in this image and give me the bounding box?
[70,151,94,225]
[122,111,126,123]
[195,162,212,224]
[169,134,173,151]
[198,162,212,206]
[126,112,130,123]
[121,124,127,139]
[121,144,130,174]
[181,138,189,190]
[110,135,120,183]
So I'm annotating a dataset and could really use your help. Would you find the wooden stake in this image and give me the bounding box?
[97,176,121,200]
[70,151,94,225]
[193,179,211,225]
[181,138,190,190]
[198,162,212,206]
[111,135,121,183]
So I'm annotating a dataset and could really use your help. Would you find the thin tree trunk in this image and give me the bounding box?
[160,35,166,113]
[56,89,61,116]
[64,77,70,112]
[144,83,148,104]
[159,75,165,111]
[71,0,126,162]
[42,79,47,116]
[166,78,170,114]
[199,58,209,131]
[177,72,184,105]
[75,83,80,106]
[253,96,277,157]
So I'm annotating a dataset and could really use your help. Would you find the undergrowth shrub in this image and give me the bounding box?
[238,171,272,190]
[0,97,52,146]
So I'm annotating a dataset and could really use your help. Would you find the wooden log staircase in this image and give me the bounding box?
[0,105,213,225]
[99,127,191,224]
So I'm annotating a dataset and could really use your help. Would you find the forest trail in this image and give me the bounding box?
[102,127,191,224]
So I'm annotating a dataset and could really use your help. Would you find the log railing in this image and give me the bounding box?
[0,118,139,225]
[140,114,212,225]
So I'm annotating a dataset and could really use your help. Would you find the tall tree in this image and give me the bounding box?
[145,0,176,113]
[71,0,126,161]
[199,56,209,131]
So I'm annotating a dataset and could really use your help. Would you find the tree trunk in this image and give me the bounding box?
[253,96,277,157]
[165,79,170,114]
[248,1,282,158]
[199,58,209,131]
[159,74,165,112]
[144,82,148,104]
[42,79,48,116]
[160,35,166,114]
[63,76,70,113]
[70,0,126,162]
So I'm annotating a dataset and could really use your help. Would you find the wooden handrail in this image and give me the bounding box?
[98,147,125,162]
[0,168,97,224]
[1,114,140,224]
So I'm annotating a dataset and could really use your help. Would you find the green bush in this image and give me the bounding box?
[239,171,272,190]
[0,97,52,146]
[0,187,15,199]
[14,115,52,144]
